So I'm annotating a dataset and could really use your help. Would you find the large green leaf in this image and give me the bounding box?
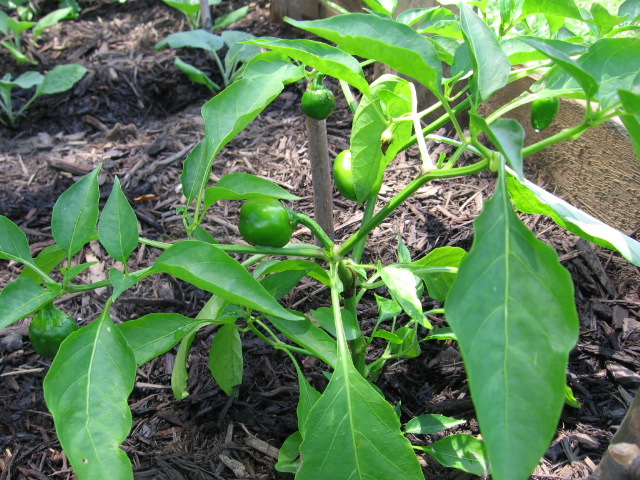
[247,37,371,96]
[0,277,58,329]
[33,7,76,41]
[265,314,337,368]
[181,72,289,203]
[350,97,387,202]
[507,173,640,267]
[43,309,137,480]
[380,266,429,327]
[209,323,243,396]
[541,38,640,109]
[155,29,223,52]
[399,246,467,302]
[204,172,300,208]
[446,172,579,480]
[423,434,489,476]
[287,14,442,94]
[52,166,101,259]
[35,64,87,98]
[98,177,138,263]
[459,3,511,103]
[519,0,583,20]
[0,215,32,263]
[118,313,204,366]
[296,311,423,479]
[150,241,301,321]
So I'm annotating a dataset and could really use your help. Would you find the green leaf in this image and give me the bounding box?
[35,64,87,97]
[389,326,421,358]
[446,172,579,480]
[361,0,396,16]
[506,174,640,267]
[174,58,220,92]
[311,307,361,340]
[520,0,583,20]
[402,246,467,302]
[619,0,640,24]
[43,309,137,480]
[0,215,32,263]
[33,7,76,41]
[297,343,423,479]
[350,98,386,203]
[620,113,640,162]
[375,293,402,322]
[404,414,466,434]
[380,266,430,328]
[2,71,43,89]
[241,51,305,84]
[295,364,321,432]
[260,270,307,300]
[589,3,626,36]
[478,115,525,178]
[287,14,442,94]
[265,314,337,368]
[209,324,243,396]
[619,88,640,115]
[248,37,370,96]
[423,434,489,476]
[150,241,301,321]
[182,73,289,203]
[204,172,300,208]
[52,166,101,259]
[256,259,330,286]
[61,261,97,283]
[155,29,223,52]
[212,5,249,30]
[459,3,511,103]
[171,322,209,400]
[20,243,66,281]
[500,37,586,66]
[275,431,302,473]
[423,327,457,341]
[118,313,203,366]
[99,177,138,263]
[0,277,58,329]
[109,268,137,302]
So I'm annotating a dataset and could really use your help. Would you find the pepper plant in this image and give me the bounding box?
[1,1,640,479]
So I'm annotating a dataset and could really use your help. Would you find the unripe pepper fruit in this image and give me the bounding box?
[301,74,336,120]
[333,150,358,201]
[29,303,78,357]
[530,96,560,131]
[238,198,295,248]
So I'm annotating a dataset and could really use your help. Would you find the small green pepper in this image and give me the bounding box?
[333,150,357,201]
[530,96,560,131]
[238,198,294,248]
[301,75,335,120]
[29,303,78,357]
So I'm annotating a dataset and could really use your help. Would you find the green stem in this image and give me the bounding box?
[250,318,314,357]
[337,159,490,257]
[339,79,358,114]
[138,236,327,259]
[351,197,376,263]
[293,212,335,253]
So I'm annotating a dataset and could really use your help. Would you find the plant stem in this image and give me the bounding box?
[138,236,327,259]
[339,79,358,114]
[292,212,335,253]
[337,159,490,257]
[351,197,376,263]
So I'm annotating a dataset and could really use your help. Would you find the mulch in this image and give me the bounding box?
[1,1,639,479]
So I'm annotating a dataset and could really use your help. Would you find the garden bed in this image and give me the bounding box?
[1,1,639,479]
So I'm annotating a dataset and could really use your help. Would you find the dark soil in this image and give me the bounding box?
[1,1,639,479]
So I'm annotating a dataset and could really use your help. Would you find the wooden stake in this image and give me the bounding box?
[306,117,335,242]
